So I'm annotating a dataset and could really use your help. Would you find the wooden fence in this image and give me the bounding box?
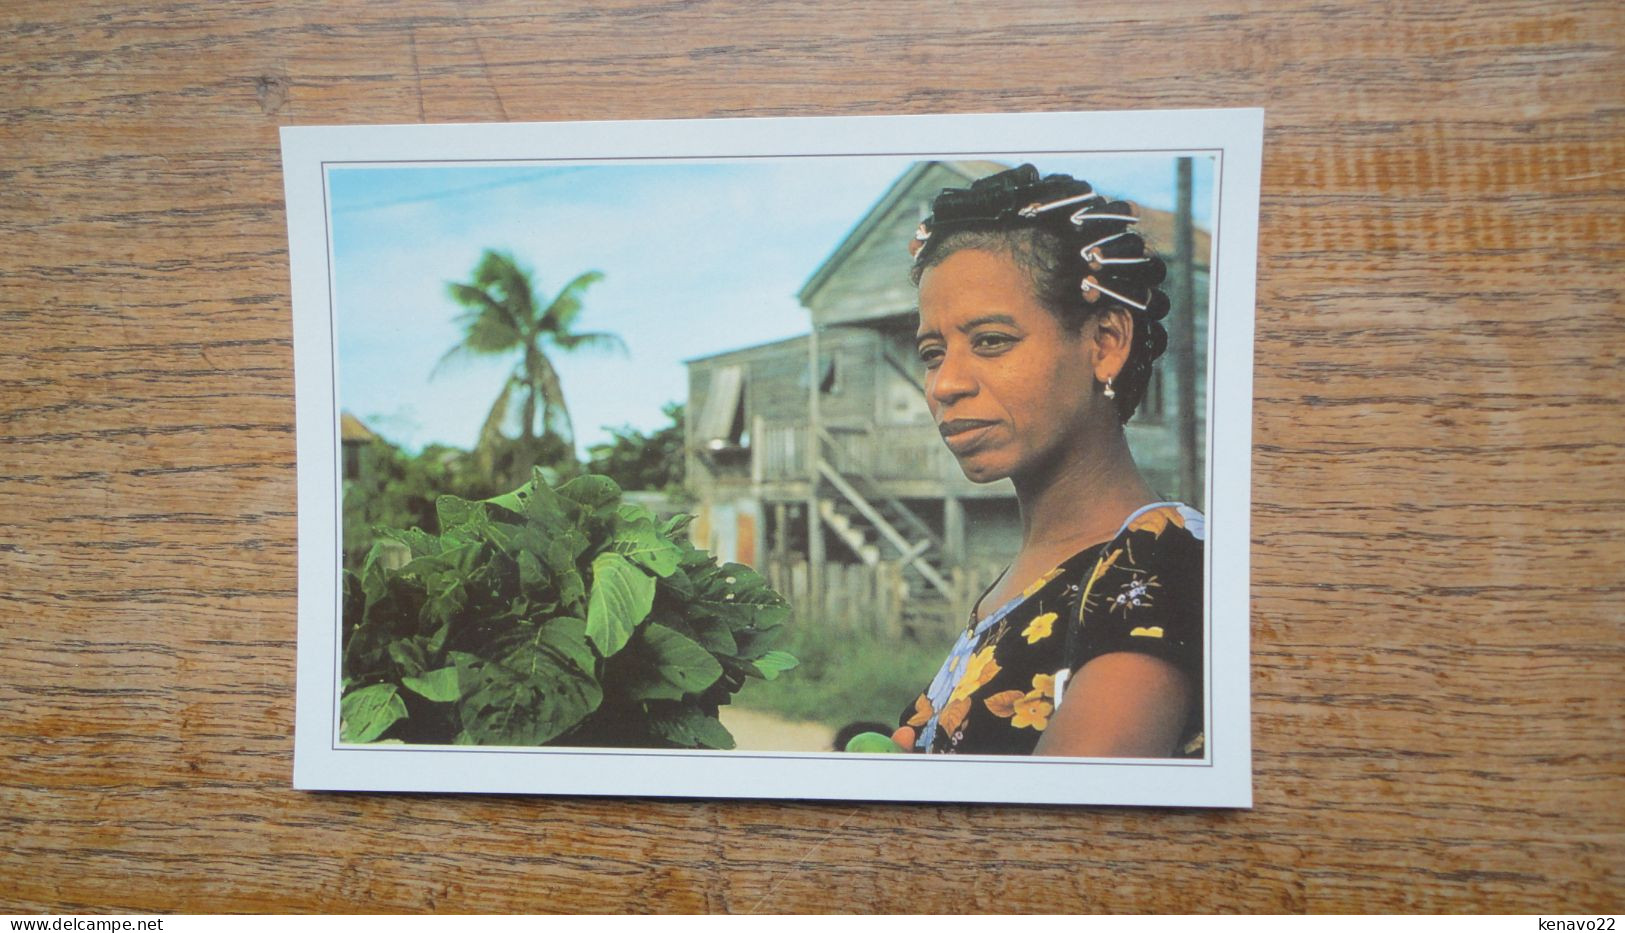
[760,557,1007,643]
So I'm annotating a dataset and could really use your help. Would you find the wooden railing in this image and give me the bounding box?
[756,420,958,483]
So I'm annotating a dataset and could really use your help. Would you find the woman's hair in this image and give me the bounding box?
[909,164,1171,425]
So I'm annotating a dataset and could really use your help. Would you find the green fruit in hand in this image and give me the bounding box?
[844,731,903,754]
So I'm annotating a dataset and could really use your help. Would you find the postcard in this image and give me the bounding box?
[283,109,1261,806]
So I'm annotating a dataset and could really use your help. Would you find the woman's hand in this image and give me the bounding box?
[1031,652,1192,758]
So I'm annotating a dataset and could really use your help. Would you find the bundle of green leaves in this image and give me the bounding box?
[340,469,796,749]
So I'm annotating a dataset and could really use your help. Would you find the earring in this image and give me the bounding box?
[1103,377,1116,400]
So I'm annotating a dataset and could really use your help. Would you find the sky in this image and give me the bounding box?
[328,152,1214,457]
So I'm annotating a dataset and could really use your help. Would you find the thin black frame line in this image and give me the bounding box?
[327,743,1213,767]
[1204,148,1225,771]
[316,147,1225,168]
[322,162,343,751]
[319,150,1228,771]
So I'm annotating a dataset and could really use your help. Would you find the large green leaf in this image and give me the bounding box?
[670,613,737,657]
[616,502,653,524]
[402,666,461,703]
[340,684,407,743]
[609,515,682,578]
[647,703,736,750]
[689,562,791,632]
[658,566,696,602]
[425,620,451,654]
[622,624,724,702]
[530,616,597,677]
[747,650,799,681]
[730,623,787,661]
[358,541,393,608]
[387,639,428,676]
[457,640,602,746]
[421,566,470,628]
[585,552,655,658]
[556,567,587,616]
[486,467,576,531]
[556,474,621,512]
[434,494,483,533]
[377,526,441,559]
[397,538,480,585]
[517,549,547,591]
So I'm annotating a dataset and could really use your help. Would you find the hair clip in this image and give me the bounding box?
[1080,231,1154,270]
[1016,191,1101,219]
[1078,231,1138,268]
[907,222,931,259]
[1084,250,1154,270]
[1070,210,1140,228]
[1080,276,1149,312]
[1080,230,1132,253]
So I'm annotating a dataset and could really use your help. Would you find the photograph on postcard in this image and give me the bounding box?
[333,153,1209,754]
[287,111,1258,804]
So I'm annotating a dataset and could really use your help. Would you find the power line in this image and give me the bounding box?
[331,165,598,214]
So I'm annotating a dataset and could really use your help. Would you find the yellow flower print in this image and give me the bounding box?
[983,689,1025,718]
[1084,548,1122,594]
[1079,548,1123,617]
[1127,506,1185,538]
[1021,612,1057,645]
[906,693,934,728]
[1021,566,1064,599]
[1030,672,1055,699]
[1011,694,1052,731]
[949,644,1001,702]
[937,696,973,736]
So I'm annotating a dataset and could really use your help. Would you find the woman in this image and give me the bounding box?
[892,164,1205,758]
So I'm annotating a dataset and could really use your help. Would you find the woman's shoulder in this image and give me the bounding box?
[1051,502,1204,582]
[1115,502,1206,548]
[1063,501,1204,670]
[1091,501,1205,592]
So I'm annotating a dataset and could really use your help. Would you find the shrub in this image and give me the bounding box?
[341,470,796,749]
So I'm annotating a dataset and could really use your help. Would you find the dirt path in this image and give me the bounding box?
[718,706,836,753]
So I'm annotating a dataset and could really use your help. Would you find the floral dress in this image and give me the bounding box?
[899,502,1206,757]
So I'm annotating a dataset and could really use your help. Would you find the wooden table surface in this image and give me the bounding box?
[3,0,1620,914]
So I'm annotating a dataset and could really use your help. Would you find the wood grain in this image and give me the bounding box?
[2,0,1620,914]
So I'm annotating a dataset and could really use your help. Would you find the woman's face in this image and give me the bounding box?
[915,248,1104,485]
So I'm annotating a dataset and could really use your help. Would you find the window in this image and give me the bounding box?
[819,354,839,395]
[695,365,748,450]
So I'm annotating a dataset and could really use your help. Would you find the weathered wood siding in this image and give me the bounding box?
[687,324,1020,497]
[801,163,1000,329]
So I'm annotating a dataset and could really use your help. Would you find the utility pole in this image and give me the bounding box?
[1175,157,1200,506]
[807,323,823,618]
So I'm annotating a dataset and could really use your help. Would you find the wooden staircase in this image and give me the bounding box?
[813,427,954,601]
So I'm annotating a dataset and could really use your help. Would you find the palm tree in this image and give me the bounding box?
[436,250,625,480]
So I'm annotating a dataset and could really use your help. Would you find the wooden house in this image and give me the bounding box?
[340,411,380,484]
[685,161,1210,640]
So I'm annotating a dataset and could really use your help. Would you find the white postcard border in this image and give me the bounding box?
[284,109,1261,807]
